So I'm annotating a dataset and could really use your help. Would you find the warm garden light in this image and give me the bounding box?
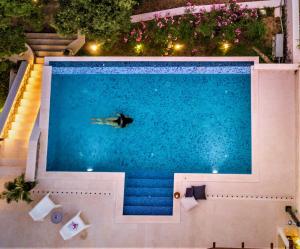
[174,43,184,51]
[134,43,143,54]
[87,42,101,55]
[90,43,100,52]
[220,41,231,53]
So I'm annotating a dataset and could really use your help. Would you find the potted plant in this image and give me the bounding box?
[0,174,37,204]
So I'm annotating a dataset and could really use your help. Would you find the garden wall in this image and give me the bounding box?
[286,0,300,63]
[131,0,282,23]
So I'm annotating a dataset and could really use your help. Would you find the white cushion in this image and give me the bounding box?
[180,197,198,211]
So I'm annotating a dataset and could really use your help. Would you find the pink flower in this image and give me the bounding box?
[141,21,146,30]
[136,36,142,42]
[130,29,136,36]
[123,37,128,43]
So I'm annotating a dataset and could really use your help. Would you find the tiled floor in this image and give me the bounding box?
[0,67,298,248]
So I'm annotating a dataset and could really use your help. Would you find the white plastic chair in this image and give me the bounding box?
[29,193,61,221]
[60,211,91,240]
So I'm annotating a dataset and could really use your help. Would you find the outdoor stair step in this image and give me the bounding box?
[125,178,174,188]
[123,205,173,216]
[124,196,173,207]
[7,129,30,139]
[30,44,67,51]
[27,38,72,46]
[28,78,42,85]
[35,51,64,57]
[124,187,173,197]
[11,121,33,131]
[0,158,27,167]
[33,64,44,70]
[0,139,28,148]
[0,146,28,158]
[20,98,39,108]
[23,88,40,95]
[25,84,41,92]
[30,70,42,77]
[22,92,41,100]
[36,57,45,64]
[14,113,37,123]
[25,32,76,39]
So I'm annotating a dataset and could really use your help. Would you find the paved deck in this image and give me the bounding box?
[0,68,298,248]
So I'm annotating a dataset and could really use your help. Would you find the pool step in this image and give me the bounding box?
[123,206,173,216]
[123,171,174,216]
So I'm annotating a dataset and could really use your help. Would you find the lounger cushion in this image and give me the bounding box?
[192,185,206,200]
[180,197,198,211]
[185,187,193,197]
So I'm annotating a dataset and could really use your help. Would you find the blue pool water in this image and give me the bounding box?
[47,61,252,216]
[47,61,252,174]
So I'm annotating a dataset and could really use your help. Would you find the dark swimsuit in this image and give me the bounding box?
[113,114,131,128]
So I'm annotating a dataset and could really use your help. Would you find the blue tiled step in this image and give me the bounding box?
[126,178,174,188]
[125,187,173,197]
[123,205,173,215]
[126,170,174,179]
[124,196,173,207]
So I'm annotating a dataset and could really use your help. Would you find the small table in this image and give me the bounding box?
[51,211,63,224]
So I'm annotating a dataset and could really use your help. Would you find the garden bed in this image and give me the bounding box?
[80,1,280,62]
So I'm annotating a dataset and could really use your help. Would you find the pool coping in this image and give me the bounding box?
[38,56,259,223]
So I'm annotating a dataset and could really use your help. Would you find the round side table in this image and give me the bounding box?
[51,211,63,224]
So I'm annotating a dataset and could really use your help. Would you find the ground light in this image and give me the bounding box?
[134,43,143,54]
[174,43,184,51]
[87,42,101,55]
[220,41,231,54]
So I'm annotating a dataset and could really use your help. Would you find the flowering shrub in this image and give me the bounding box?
[123,0,267,55]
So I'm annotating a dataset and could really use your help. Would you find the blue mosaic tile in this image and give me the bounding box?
[52,66,251,75]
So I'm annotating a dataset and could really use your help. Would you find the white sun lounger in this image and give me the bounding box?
[60,211,91,240]
[29,193,61,221]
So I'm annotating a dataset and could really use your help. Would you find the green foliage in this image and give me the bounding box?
[121,0,268,57]
[244,20,267,41]
[0,27,26,58]
[53,0,136,44]
[0,0,43,58]
[0,60,12,112]
[0,174,37,204]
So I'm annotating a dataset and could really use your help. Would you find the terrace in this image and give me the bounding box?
[0,0,300,248]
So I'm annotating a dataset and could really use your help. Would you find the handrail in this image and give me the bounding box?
[65,32,86,55]
[25,111,41,181]
[0,61,32,138]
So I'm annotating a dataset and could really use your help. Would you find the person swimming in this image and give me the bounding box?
[91,113,133,128]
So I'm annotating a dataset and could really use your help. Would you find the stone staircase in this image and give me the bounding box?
[25,33,76,63]
[0,64,43,169]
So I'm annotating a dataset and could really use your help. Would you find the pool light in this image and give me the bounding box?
[212,168,218,174]
[87,168,93,172]
[174,43,184,51]
[134,43,143,54]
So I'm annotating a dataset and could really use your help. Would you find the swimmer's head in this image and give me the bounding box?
[127,117,134,124]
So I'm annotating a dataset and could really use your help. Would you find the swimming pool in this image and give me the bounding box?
[46,61,252,175]
[45,60,253,216]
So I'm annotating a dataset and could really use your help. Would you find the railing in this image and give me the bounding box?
[65,32,86,55]
[0,61,32,139]
[25,111,41,181]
